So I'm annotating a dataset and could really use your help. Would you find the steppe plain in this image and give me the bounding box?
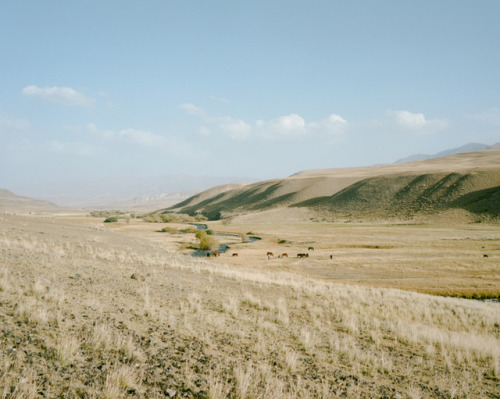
[1,150,500,398]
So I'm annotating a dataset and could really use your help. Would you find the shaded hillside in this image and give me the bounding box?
[167,181,300,220]
[166,149,500,222]
[294,169,500,220]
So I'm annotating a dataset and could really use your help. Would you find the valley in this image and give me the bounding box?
[1,148,499,398]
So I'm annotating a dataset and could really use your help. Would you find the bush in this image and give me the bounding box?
[195,230,219,251]
[180,228,197,234]
[159,227,177,233]
[104,217,119,223]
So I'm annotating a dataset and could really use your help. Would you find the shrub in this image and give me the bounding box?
[195,230,219,251]
[159,227,177,233]
[104,217,119,223]
[180,228,197,234]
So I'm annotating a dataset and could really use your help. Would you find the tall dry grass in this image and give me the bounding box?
[1,215,499,398]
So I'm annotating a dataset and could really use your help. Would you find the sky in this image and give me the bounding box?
[1,0,499,199]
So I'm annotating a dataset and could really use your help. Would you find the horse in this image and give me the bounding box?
[232,253,239,257]
[308,247,315,251]
[282,253,288,258]
[267,252,274,257]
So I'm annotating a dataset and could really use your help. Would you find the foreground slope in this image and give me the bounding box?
[167,149,500,222]
[1,214,499,397]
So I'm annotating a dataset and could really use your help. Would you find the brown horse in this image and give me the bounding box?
[282,253,288,258]
[232,253,239,257]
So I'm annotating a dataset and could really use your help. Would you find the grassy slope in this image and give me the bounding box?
[1,214,499,398]
[168,150,500,222]
[295,168,500,221]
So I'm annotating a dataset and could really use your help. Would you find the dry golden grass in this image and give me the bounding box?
[1,212,499,398]
[104,214,500,299]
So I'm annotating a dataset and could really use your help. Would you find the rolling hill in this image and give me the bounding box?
[0,189,62,213]
[165,148,500,222]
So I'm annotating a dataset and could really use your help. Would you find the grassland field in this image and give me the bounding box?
[101,215,500,299]
[1,211,499,398]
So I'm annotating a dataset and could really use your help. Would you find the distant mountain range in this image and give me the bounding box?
[394,142,499,164]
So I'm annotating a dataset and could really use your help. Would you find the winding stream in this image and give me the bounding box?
[189,224,261,257]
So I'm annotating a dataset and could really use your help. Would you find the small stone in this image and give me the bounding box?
[131,273,145,282]
[166,388,177,397]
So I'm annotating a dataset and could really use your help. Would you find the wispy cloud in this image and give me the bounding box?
[179,103,206,117]
[180,103,348,141]
[87,123,169,147]
[86,123,195,156]
[22,85,95,107]
[210,95,230,103]
[388,110,448,133]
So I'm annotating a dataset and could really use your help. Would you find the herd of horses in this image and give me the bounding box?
[207,246,336,259]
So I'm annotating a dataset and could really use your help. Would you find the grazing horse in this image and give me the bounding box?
[232,253,239,257]
[213,252,220,257]
[330,254,333,259]
[267,252,274,257]
[308,247,315,251]
[282,253,288,258]
[297,253,309,258]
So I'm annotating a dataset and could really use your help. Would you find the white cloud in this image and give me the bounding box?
[273,114,306,131]
[22,85,95,107]
[215,116,252,140]
[308,114,347,135]
[388,110,448,133]
[181,103,348,141]
[87,123,169,147]
[86,123,195,156]
[179,103,206,117]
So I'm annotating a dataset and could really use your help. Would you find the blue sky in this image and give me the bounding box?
[1,1,499,197]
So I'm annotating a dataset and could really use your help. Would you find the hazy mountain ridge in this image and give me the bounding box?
[0,189,62,212]
[167,148,500,222]
[394,142,493,164]
[11,174,258,208]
